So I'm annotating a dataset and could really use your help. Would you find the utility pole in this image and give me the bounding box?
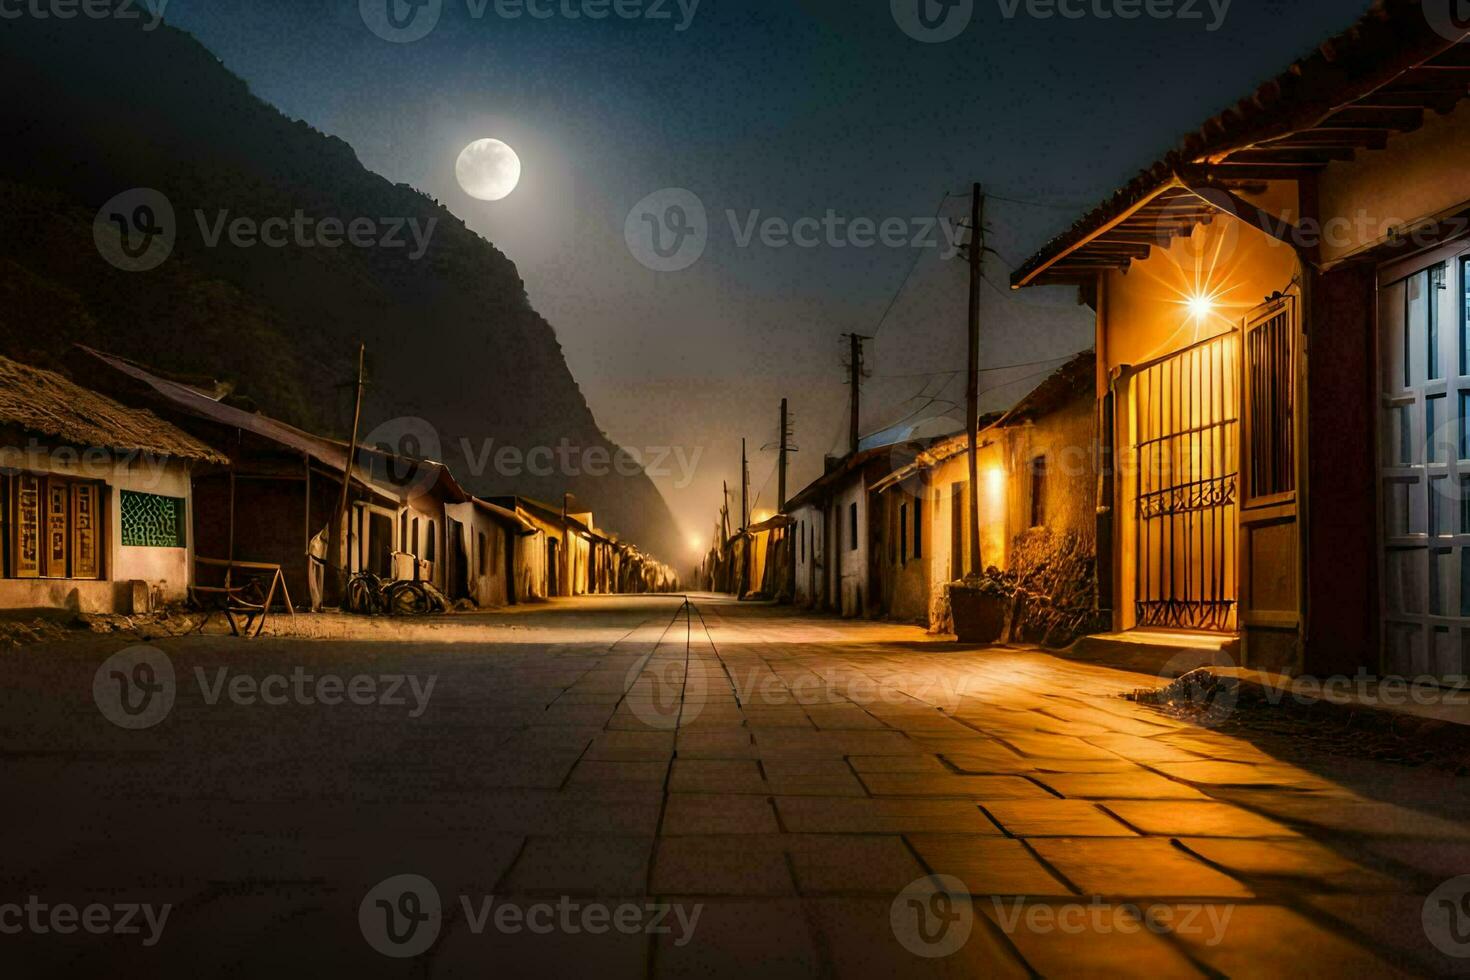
[965,183,985,577]
[721,481,731,542]
[334,343,366,571]
[741,438,749,530]
[845,333,871,456]
[778,398,790,512]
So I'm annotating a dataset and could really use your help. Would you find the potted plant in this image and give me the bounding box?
[947,567,1013,644]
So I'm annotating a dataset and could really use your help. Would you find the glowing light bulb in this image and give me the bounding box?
[1187,293,1216,321]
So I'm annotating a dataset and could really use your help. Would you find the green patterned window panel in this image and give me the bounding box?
[120,491,186,548]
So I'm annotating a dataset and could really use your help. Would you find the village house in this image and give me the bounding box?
[872,353,1099,633]
[784,445,925,617]
[1011,1,1470,678]
[0,355,227,614]
[75,347,531,610]
[487,495,591,598]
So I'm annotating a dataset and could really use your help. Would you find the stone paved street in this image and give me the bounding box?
[4,595,1469,976]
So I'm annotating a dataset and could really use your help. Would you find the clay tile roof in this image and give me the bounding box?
[0,354,228,463]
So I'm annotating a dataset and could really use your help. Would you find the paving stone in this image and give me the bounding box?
[668,759,767,794]
[1084,732,1212,763]
[803,705,887,729]
[1027,839,1254,898]
[847,754,950,773]
[1150,760,1332,787]
[1363,838,1470,878]
[906,836,1073,895]
[983,900,1206,978]
[998,734,1122,761]
[859,773,1053,800]
[584,731,676,761]
[1175,838,1407,892]
[1213,792,1470,840]
[739,707,813,728]
[433,895,651,980]
[1028,758,1150,774]
[1304,894,1470,977]
[805,897,1031,978]
[786,834,926,894]
[651,898,820,980]
[1034,772,1212,801]
[983,800,1138,837]
[765,772,869,797]
[569,760,669,786]
[1101,801,1301,838]
[651,836,795,896]
[662,795,779,835]
[775,797,1003,835]
[674,732,760,759]
[1162,904,1407,977]
[501,836,652,895]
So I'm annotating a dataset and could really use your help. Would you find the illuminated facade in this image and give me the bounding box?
[1013,5,1470,676]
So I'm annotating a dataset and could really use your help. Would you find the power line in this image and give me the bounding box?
[868,191,961,341]
[871,353,1079,381]
[985,191,1091,211]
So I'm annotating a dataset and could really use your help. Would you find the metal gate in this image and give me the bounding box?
[1134,332,1240,631]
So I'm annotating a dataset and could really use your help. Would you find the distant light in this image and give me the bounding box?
[688,537,704,554]
[1187,293,1216,321]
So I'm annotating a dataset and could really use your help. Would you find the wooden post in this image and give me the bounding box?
[334,344,366,576]
[778,398,789,512]
[965,183,985,577]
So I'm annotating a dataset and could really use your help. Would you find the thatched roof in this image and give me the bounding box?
[0,355,227,463]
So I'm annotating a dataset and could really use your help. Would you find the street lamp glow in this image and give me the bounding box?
[1187,293,1216,321]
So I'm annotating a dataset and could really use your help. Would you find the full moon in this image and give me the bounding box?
[455,138,522,202]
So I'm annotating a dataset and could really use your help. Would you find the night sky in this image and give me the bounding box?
[167,0,1369,553]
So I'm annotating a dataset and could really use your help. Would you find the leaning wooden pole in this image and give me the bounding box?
[965,183,984,578]
[334,344,366,576]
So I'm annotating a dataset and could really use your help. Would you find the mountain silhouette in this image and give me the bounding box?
[0,8,680,563]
